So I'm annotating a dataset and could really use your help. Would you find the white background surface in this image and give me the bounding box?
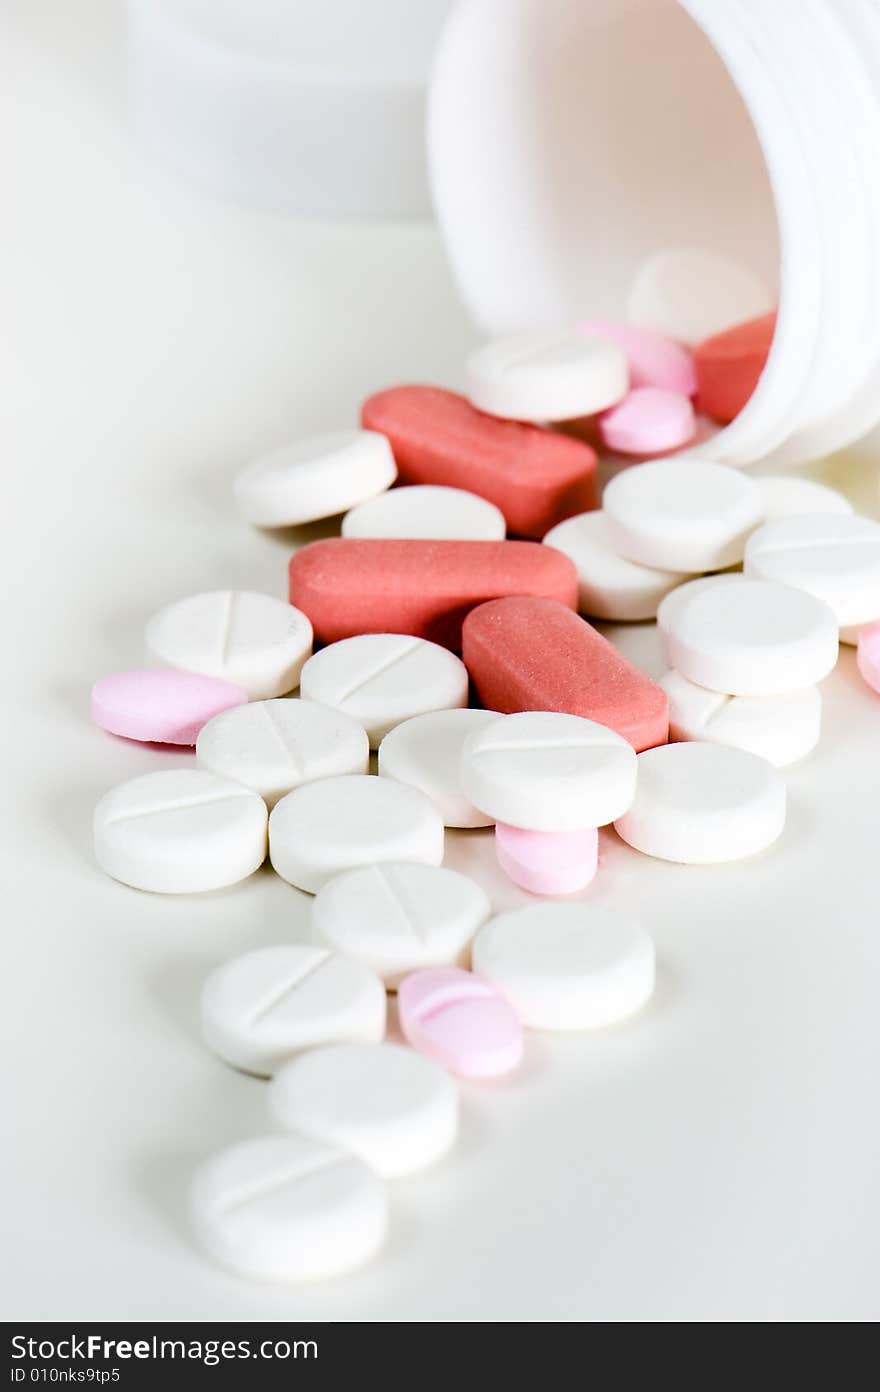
[3,0,880,1323]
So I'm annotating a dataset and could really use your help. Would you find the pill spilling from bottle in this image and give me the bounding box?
[87,246,879,1283]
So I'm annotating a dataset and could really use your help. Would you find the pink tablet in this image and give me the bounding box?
[91,669,248,745]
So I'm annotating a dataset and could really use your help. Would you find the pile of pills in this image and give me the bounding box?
[89,246,880,1283]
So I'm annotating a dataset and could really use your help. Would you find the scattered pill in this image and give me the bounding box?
[754,474,853,522]
[288,537,578,649]
[744,514,880,626]
[299,633,468,748]
[342,484,505,541]
[694,312,776,423]
[190,1134,388,1282]
[603,458,764,572]
[576,319,697,396]
[466,329,628,423]
[462,596,669,751]
[195,697,369,808]
[460,711,637,832]
[626,248,774,344]
[614,741,786,864]
[542,511,688,622]
[656,572,745,663]
[311,862,491,987]
[201,944,386,1076]
[543,511,688,621]
[84,218,866,1284]
[661,669,822,767]
[234,430,396,527]
[599,387,696,456]
[361,386,598,539]
[472,903,654,1030]
[377,708,499,828]
[91,668,247,746]
[397,966,523,1079]
[269,774,444,894]
[856,621,880,693]
[268,1043,459,1177]
[145,590,313,700]
[494,823,598,897]
[663,577,838,696]
[93,769,267,893]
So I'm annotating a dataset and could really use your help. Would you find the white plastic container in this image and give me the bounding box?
[128,0,453,218]
[429,0,880,467]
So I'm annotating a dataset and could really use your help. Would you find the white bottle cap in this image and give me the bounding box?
[128,0,453,218]
[429,0,880,466]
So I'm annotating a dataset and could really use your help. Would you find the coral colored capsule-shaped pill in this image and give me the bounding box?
[361,385,598,539]
[694,311,776,424]
[288,538,578,650]
[462,596,668,752]
[397,967,523,1079]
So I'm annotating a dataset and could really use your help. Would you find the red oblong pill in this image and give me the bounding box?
[361,385,598,539]
[462,596,668,752]
[694,312,777,425]
[288,538,578,650]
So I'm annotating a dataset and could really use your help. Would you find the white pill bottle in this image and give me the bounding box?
[429,0,880,467]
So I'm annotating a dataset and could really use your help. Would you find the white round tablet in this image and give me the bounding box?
[460,711,638,832]
[465,329,628,422]
[145,590,313,700]
[195,698,369,808]
[377,708,499,827]
[543,510,688,621]
[754,474,853,522]
[661,669,821,767]
[269,774,445,894]
[93,769,267,893]
[267,1043,458,1177]
[603,458,764,572]
[190,1134,388,1282]
[656,573,744,634]
[744,514,880,626]
[201,944,386,1076]
[663,577,839,695]
[299,634,469,749]
[614,742,786,864]
[311,862,491,987]
[234,429,396,527]
[656,572,745,664]
[626,247,774,344]
[471,902,655,1031]
[342,484,506,541]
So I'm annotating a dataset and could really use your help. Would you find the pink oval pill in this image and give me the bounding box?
[599,387,696,457]
[398,967,523,1079]
[856,622,880,694]
[92,669,248,745]
[495,823,598,897]
[578,320,697,397]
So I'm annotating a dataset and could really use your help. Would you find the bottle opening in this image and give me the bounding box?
[427,0,800,464]
[429,0,778,335]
